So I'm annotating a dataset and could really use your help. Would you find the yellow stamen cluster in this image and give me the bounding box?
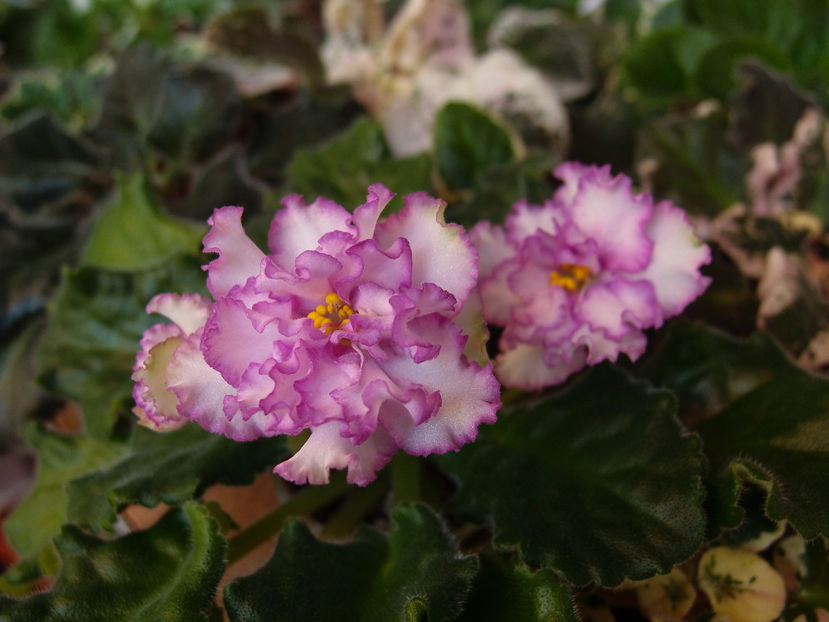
[550,263,592,292]
[307,292,355,335]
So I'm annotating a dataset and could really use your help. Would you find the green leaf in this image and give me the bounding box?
[67,424,289,533]
[638,321,829,538]
[88,43,168,168]
[450,155,555,228]
[434,103,517,193]
[729,61,811,150]
[83,173,204,271]
[635,111,749,216]
[0,502,226,622]
[0,70,98,130]
[224,503,478,622]
[694,37,791,99]
[0,114,100,210]
[287,117,434,210]
[35,259,207,438]
[177,148,263,221]
[456,549,579,622]
[621,26,718,100]
[4,425,126,558]
[145,65,241,163]
[439,365,706,587]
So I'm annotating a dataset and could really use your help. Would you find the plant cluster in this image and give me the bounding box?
[2,0,829,621]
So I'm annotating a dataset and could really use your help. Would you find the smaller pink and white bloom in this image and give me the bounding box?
[133,185,500,486]
[471,162,711,389]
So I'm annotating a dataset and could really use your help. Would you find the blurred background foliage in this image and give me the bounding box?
[2,0,829,619]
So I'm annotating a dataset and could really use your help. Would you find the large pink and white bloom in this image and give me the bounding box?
[132,184,500,485]
[471,162,711,389]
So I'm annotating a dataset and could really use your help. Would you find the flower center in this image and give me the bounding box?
[307,292,355,335]
[549,263,592,292]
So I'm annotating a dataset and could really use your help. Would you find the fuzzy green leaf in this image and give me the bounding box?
[639,321,829,538]
[83,173,204,271]
[440,365,706,587]
[35,259,207,438]
[67,424,288,533]
[287,117,433,210]
[0,502,226,622]
[434,103,517,192]
[4,425,126,558]
[456,549,579,622]
[224,503,478,622]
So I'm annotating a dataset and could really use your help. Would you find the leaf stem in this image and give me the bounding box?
[320,472,389,539]
[226,474,348,564]
[391,453,421,505]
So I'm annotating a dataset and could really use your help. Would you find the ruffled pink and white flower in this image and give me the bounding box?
[133,184,500,485]
[471,162,711,389]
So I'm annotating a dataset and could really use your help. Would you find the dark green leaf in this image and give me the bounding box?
[798,538,829,611]
[638,321,829,538]
[636,111,749,216]
[35,259,207,438]
[434,103,517,192]
[456,549,579,622]
[694,37,791,100]
[4,425,126,558]
[224,503,478,622]
[448,156,555,228]
[176,148,264,221]
[0,114,101,211]
[0,502,226,622]
[67,424,288,533]
[621,26,717,100]
[246,92,361,186]
[287,117,433,210]
[88,43,168,168]
[146,65,241,163]
[440,365,706,587]
[0,114,104,311]
[83,173,205,271]
[729,61,812,149]
[0,70,98,130]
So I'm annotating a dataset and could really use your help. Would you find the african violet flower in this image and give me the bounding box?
[470,162,711,389]
[133,184,500,485]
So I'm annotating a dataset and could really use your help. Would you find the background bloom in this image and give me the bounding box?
[133,185,500,485]
[471,162,711,389]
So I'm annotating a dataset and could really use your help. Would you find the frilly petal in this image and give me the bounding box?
[504,201,558,243]
[470,221,516,279]
[268,194,354,270]
[578,279,659,340]
[201,298,282,387]
[167,334,277,441]
[146,293,212,335]
[634,201,712,318]
[274,420,398,486]
[375,192,477,308]
[343,237,413,298]
[555,163,654,273]
[496,341,587,390]
[353,183,395,241]
[132,332,189,431]
[204,207,266,299]
[377,320,500,455]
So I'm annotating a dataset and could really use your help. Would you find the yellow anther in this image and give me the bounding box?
[307,292,357,335]
[550,263,592,292]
